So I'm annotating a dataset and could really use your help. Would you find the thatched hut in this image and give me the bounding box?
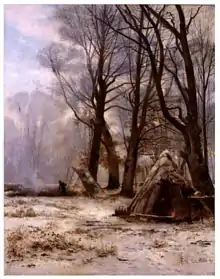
[117,150,209,222]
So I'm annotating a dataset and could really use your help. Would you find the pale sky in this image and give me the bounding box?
[4,4,59,97]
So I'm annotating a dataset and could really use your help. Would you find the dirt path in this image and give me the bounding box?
[4,195,215,275]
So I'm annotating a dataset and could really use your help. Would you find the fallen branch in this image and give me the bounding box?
[129,213,175,219]
[4,183,79,197]
[4,183,23,192]
[188,195,215,199]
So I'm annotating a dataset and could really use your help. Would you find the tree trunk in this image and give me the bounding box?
[187,158,214,216]
[184,121,214,215]
[102,122,120,190]
[202,93,208,167]
[121,135,139,198]
[88,117,104,181]
[88,73,106,181]
[73,167,100,196]
[186,120,213,193]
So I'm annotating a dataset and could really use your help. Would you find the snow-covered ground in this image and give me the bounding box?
[4,195,215,275]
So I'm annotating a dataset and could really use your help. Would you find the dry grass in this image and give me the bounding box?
[4,199,28,207]
[16,199,28,205]
[74,227,104,239]
[114,206,129,216]
[53,203,78,211]
[6,225,117,262]
[95,243,117,257]
[152,239,166,248]
[6,227,25,259]
[209,216,215,227]
[74,227,88,234]
[5,207,37,218]
[177,252,185,265]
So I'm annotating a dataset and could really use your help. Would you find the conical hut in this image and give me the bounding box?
[117,150,208,221]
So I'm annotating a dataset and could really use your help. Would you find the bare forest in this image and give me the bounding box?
[4,5,215,275]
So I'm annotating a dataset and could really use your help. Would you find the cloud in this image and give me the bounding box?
[4,4,59,41]
[4,5,57,97]
[4,58,53,97]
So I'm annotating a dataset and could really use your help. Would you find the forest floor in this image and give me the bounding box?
[4,194,215,275]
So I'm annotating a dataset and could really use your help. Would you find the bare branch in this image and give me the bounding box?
[142,5,181,38]
[186,6,203,32]
[104,104,131,112]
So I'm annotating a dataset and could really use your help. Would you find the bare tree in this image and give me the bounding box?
[39,5,130,189]
[113,5,214,210]
[118,9,156,197]
[191,16,215,169]
[101,121,121,189]
[22,110,48,177]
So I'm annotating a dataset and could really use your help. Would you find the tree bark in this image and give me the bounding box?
[88,118,104,181]
[183,120,214,215]
[120,14,143,198]
[88,93,105,181]
[121,134,139,198]
[202,92,208,167]
[102,122,120,190]
[185,123,214,196]
[73,167,100,196]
